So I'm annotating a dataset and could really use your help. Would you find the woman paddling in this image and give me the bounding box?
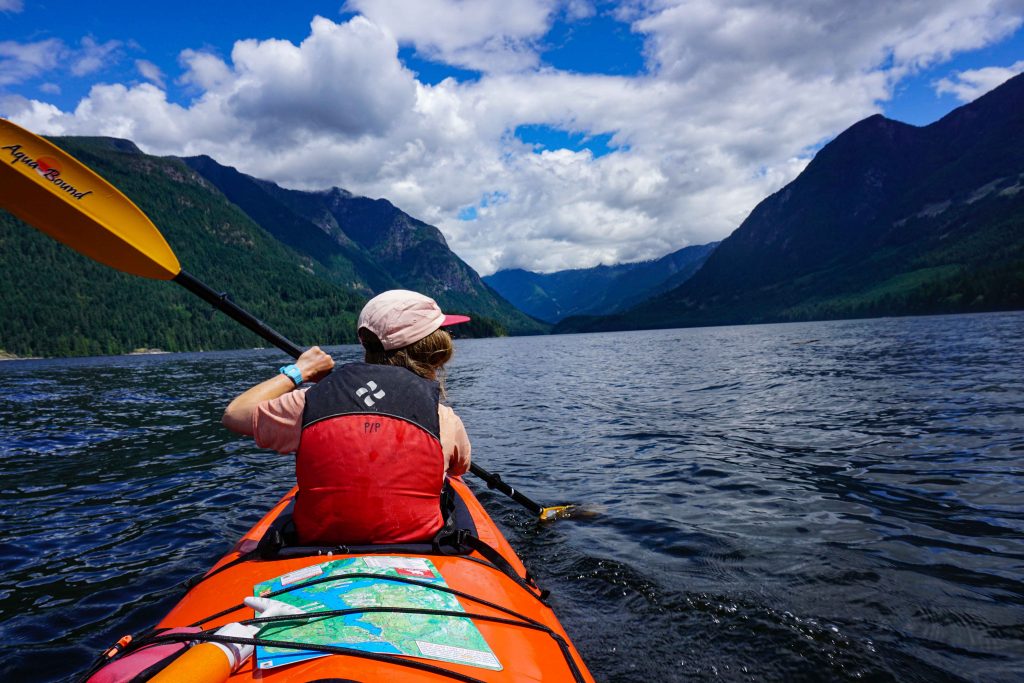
[84,293,596,682]
[222,289,472,545]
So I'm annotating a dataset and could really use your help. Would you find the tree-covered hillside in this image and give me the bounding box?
[0,138,361,356]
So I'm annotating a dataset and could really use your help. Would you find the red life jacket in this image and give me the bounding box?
[294,363,445,545]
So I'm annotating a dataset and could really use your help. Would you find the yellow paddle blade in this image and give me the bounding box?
[539,503,603,521]
[539,505,576,521]
[0,118,180,280]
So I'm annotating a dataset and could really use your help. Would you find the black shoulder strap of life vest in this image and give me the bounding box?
[302,362,441,439]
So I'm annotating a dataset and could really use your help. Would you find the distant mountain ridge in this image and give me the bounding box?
[484,242,718,323]
[557,73,1024,333]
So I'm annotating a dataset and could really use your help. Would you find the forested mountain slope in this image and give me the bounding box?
[1,138,365,357]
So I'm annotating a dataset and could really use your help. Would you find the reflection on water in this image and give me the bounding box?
[1,313,1022,682]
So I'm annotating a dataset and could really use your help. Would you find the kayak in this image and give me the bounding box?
[83,477,594,682]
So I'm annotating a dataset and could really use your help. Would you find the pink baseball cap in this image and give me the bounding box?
[357,290,471,350]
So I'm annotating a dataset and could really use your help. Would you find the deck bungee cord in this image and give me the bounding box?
[193,572,550,629]
[105,621,582,683]
[83,573,587,683]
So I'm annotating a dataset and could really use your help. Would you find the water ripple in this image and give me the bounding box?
[1,314,1023,681]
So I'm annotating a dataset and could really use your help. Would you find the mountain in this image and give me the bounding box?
[0,137,544,358]
[1,137,363,357]
[484,242,718,323]
[182,156,546,337]
[181,155,397,296]
[557,73,1024,333]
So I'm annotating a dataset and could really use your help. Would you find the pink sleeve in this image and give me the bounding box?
[439,405,471,477]
[252,389,307,454]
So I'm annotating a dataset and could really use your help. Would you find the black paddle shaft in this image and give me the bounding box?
[470,462,543,516]
[173,270,303,359]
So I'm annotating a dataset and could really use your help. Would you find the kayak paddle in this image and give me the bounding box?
[470,462,577,520]
[0,117,580,521]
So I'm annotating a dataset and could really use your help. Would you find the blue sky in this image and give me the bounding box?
[2,1,1023,273]
[8,2,1019,130]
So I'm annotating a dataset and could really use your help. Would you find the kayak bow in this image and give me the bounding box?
[83,478,594,682]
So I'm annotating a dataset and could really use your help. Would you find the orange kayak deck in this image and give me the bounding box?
[148,478,593,682]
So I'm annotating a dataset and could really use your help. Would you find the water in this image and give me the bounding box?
[1,312,1022,682]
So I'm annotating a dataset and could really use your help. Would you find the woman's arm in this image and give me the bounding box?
[222,346,334,435]
[439,406,471,477]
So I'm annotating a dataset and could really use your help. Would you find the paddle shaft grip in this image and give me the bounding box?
[470,462,543,516]
[173,270,303,359]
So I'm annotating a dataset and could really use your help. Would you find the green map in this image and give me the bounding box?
[253,556,502,671]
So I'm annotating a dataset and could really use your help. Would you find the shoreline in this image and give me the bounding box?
[0,350,41,361]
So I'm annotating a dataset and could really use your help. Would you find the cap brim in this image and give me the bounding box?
[440,314,472,327]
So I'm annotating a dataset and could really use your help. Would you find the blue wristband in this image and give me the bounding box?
[279,364,303,386]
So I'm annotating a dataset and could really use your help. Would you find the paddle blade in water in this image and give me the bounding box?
[540,504,602,521]
[0,118,180,280]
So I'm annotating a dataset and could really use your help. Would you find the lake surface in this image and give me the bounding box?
[1,312,1022,682]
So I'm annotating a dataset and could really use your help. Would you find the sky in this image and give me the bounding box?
[2,1,1024,276]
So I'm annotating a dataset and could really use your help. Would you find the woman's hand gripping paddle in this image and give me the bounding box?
[0,117,586,522]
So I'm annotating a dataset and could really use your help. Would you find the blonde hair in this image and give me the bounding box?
[359,327,454,397]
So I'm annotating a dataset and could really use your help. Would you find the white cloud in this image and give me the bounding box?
[345,0,557,72]
[4,2,1024,275]
[0,0,23,12]
[564,0,596,21]
[934,59,1024,100]
[1,94,64,127]
[71,37,122,76]
[177,49,232,90]
[224,16,417,138]
[634,0,1024,84]
[4,16,419,152]
[39,82,60,94]
[0,39,64,86]
[136,59,165,88]
[0,36,124,87]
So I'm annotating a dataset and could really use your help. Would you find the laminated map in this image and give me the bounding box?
[253,556,502,671]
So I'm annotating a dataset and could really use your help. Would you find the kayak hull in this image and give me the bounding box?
[145,478,593,682]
